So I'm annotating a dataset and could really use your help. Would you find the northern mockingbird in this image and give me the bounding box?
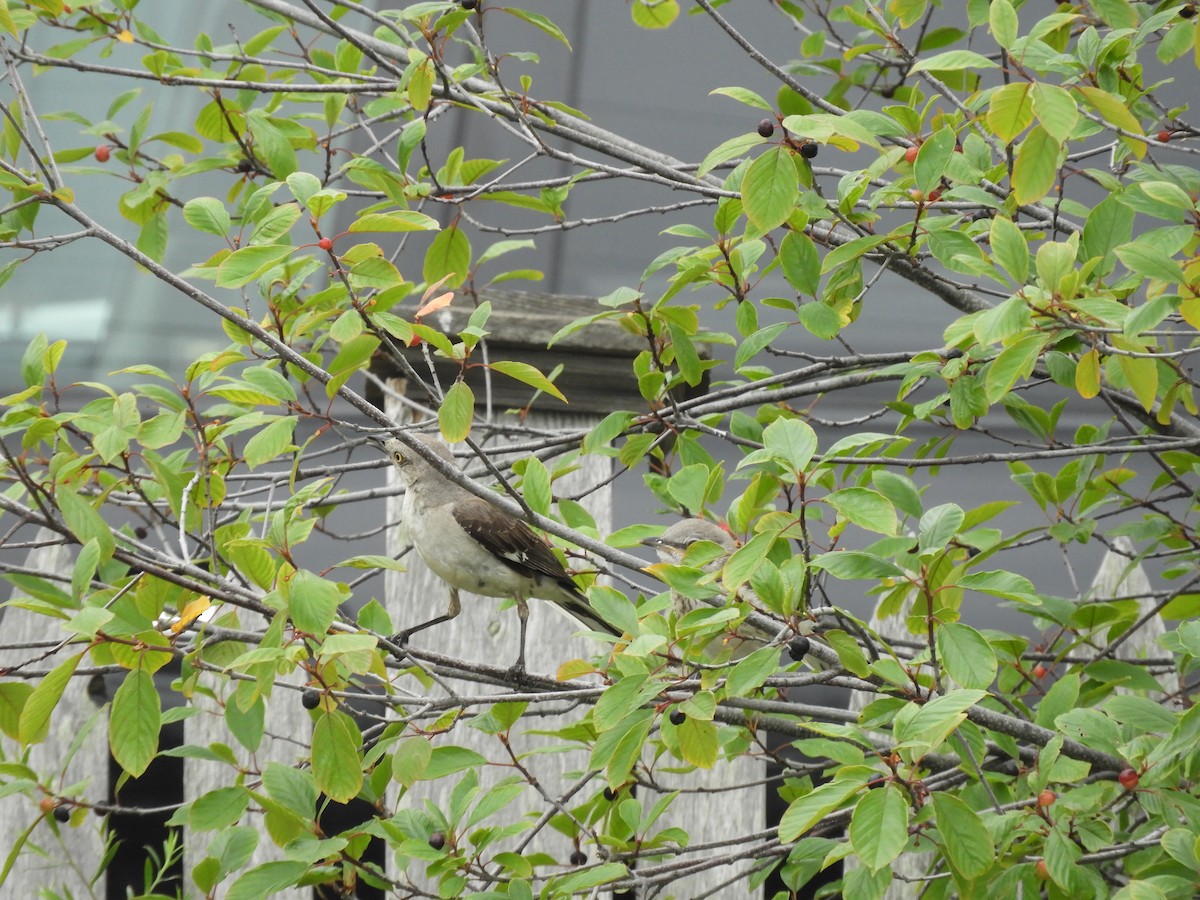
[642,518,783,660]
[381,434,617,674]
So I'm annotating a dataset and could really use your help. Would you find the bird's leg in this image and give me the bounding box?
[390,588,461,657]
[507,597,531,680]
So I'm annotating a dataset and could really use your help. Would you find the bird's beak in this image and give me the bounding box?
[639,536,661,549]
[367,435,390,451]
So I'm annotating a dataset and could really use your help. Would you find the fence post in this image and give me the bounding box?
[0,528,107,896]
[376,289,766,896]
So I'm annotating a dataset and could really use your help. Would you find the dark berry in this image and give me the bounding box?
[134,526,148,539]
[669,708,686,726]
[53,804,71,823]
[800,142,818,159]
[1181,5,1196,18]
[788,636,811,662]
[460,0,478,8]
[603,787,618,801]
[236,158,254,173]
[301,689,321,709]
[1118,768,1139,790]
[757,118,775,139]
[429,831,445,850]
[569,849,587,866]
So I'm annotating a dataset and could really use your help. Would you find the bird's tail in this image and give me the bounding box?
[547,589,623,638]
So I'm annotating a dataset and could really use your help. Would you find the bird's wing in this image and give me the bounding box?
[451,497,620,637]
[452,497,581,591]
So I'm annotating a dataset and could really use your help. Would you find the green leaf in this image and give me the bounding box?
[631,0,679,29]
[987,82,1034,144]
[110,668,162,777]
[19,652,83,744]
[893,689,986,756]
[0,683,33,741]
[725,646,783,697]
[914,126,956,195]
[779,230,820,295]
[809,550,905,580]
[423,745,488,780]
[311,709,362,803]
[243,417,297,470]
[391,738,432,788]
[988,0,1018,49]
[56,486,115,561]
[778,768,872,842]
[697,132,764,179]
[918,503,965,554]
[1012,125,1059,204]
[215,244,295,288]
[1114,243,1185,284]
[761,416,818,472]
[489,360,567,403]
[710,86,772,111]
[849,784,909,871]
[439,381,475,442]
[325,333,380,398]
[1032,83,1078,143]
[910,50,998,72]
[985,333,1046,404]
[989,216,1029,285]
[423,225,471,288]
[287,569,345,637]
[677,715,719,768]
[931,792,994,878]
[741,146,799,232]
[825,488,897,535]
[505,7,573,47]
[347,211,439,232]
[189,786,249,831]
[226,861,311,900]
[937,622,998,690]
[182,197,231,236]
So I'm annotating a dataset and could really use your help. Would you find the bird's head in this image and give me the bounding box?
[641,518,737,566]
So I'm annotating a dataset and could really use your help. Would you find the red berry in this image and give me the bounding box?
[1035,859,1050,880]
[1032,664,1048,679]
[94,145,110,163]
[1118,768,1139,790]
[1037,789,1055,808]
[38,797,56,815]
[317,237,334,252]
[904,145,919,164]
[927,188,943,202]
[1157,130,1171,143]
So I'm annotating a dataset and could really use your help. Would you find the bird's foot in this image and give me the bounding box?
[386,631,411,661]
[505,659,530,684]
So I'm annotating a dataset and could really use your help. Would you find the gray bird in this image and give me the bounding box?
[641,518,781,659]
[381,434,617,674]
